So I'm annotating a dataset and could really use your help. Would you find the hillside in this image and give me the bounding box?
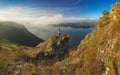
[0,21,43,46]
[0,38,39,75]
[1,2,120,75]
[40,2,120,75]
[0,34,70,75]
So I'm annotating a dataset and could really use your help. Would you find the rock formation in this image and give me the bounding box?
[33,34,70,65]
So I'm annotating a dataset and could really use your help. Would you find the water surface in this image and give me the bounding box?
[27,26,95,47]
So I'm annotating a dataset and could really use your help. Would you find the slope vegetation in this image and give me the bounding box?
[0,21,43,46]
[0,34,70,75]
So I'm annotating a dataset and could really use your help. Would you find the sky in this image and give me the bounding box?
[0,0,117,26]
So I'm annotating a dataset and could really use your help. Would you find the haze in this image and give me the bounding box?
[0,0,116,27]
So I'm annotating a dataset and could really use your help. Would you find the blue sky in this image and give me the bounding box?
[0,0,116,17]
[0,0,117,25]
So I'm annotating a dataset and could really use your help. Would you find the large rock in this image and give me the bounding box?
[35,34,70,62]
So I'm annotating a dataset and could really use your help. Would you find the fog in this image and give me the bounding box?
[0,7,97,28]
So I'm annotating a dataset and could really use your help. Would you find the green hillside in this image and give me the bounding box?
[0,21,43,47]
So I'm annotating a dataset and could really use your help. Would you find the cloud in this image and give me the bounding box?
[0,7,97,27]
[0,7,64,26]
[64,17,98,23]
[24,14,64,27]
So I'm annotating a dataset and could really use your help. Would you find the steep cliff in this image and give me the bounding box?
[41,2,120,75]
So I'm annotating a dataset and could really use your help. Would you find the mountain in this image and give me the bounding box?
[40,2,120,75]
[1,2,120,75]
[0,21,43,46]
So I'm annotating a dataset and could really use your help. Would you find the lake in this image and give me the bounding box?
[27,26,95,47]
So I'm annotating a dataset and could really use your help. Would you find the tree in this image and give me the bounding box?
[102,10,109,15]
[96,10,111,29]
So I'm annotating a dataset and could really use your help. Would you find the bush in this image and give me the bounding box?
[102,10,109,15]
[96,12,111,29]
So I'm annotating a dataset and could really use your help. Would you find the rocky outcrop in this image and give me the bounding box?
[34,34,70,64]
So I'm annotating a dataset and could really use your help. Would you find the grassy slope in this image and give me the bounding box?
[0,21,43,47]
[0,38,40,75]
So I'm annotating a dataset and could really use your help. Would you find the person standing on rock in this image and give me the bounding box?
[58,28,61,36]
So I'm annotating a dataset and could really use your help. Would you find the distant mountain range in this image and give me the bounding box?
[0,21,43,47]
[52,22,96,28]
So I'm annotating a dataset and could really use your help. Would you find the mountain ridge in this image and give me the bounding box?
[0,21,43,47]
